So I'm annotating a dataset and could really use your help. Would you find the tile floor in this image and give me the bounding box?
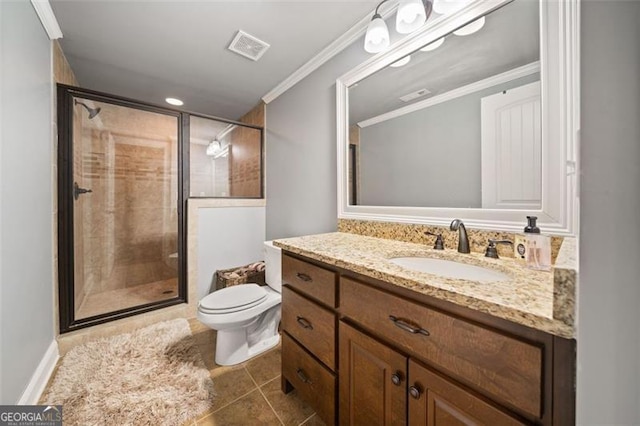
[188,318,326,426]
[43,318,325,425]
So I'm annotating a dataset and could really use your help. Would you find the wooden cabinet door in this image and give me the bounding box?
[408,359,525,426]
[339,321,407,426]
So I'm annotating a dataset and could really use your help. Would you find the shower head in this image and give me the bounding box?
[74,100,101,119]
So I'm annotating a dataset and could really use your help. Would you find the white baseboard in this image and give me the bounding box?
[17,340,59,405]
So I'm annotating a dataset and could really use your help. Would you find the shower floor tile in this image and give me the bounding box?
[75,277,178,319]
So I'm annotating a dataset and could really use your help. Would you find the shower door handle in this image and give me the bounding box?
[73,182,93,200]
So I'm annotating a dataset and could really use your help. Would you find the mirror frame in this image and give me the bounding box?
[336,0,579,235]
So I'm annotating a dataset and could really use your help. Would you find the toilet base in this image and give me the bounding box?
[215,331,280,366]
[213,305,281,366]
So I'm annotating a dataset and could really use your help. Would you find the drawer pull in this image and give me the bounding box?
[409,385,422,399]
[389,315,430,336]
[296,316,314,330]
[391,372,403,386]
[296,368,313,384]
[296,272,312,282]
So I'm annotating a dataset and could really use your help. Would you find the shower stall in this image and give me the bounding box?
[58,86,186,332]
[57,85,265,333]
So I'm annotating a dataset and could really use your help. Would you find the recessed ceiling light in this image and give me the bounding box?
[420,37,445,52]
[390,55,411,68]
[453,16,485,36]
[165,97,184,106]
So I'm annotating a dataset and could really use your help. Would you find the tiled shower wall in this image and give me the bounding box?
[229,102,264,197]
[80,114,179,296]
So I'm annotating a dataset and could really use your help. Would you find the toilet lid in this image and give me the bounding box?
[199,284,267,314]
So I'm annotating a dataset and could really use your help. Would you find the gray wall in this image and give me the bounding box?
[358,75,539,208]
[265,40,369,239]
[265,3,640,422]
[0,1,54,403]
[578,1,640,424]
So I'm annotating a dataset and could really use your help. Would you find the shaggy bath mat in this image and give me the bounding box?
[41,319,214,425]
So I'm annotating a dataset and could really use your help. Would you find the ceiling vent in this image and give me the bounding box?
[228,30,270,61]
[399,88,431,102]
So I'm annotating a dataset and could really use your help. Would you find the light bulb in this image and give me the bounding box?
[390,55,411,68]
[420,37,445,52]
[453,16,485,36]
[396,0,427,34]
[165,97,183,106]
[364,14,390,53]
[433,0,467,15]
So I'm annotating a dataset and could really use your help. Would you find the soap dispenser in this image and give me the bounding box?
[514,216,551,271]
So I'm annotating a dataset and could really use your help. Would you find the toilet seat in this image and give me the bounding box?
[198,284,268,314]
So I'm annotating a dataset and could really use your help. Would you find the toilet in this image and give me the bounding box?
[197,241,282,366]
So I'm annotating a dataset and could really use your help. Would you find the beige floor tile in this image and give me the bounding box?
[300,414,326,426]
[245,345,281,386]
[205,365,257,414]
[260,376,315,426]
[189,318,212,335]
[192,327,216,349]
[196,339,218,371]
[197,389,282,426]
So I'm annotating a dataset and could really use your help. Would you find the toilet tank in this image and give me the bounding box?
[264,241,282,293]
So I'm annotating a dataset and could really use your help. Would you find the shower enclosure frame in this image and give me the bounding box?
[57,84,188,333]
[58,85,266,333]
[184,112,265,200]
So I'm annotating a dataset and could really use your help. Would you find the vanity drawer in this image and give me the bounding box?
[282,254,336,307]
[282,287,336,370]
[282,333,336,425]
[340,277,543,419]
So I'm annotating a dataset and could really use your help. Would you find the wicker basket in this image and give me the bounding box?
[215,261,266,290]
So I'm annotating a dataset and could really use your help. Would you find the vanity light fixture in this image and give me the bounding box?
[419,37,444,51]
[364,0,433,53]
[364,9,390,53]
[390,55,411,67]
[165,97,184,106]
[396,0,432,34]
[453,16,485,36]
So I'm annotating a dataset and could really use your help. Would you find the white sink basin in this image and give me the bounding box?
[389,257,510,283]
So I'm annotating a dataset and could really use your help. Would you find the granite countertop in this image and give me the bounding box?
[273,232,577,339]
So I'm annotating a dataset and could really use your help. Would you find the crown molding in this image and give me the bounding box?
[31,0,63,40]
[261,3,396,104]
[358,61,541,128]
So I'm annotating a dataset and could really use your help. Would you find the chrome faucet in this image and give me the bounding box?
[450,219,470,254]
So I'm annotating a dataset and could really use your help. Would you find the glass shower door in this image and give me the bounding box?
[61,91,184,327]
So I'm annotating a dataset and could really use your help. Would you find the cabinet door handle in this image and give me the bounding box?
[409,385,422,399]
[296,316,313,330]
[296,272,312,282]
[389,315,430,336]
[296,368,313,384]
[391,372,403,386]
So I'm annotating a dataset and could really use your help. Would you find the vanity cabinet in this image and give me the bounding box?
[281,251,576,426]
[340,277,542,420]
[281,254,338,425]
[340,321,524,426]
[339,321,407,425]
[407,359,524,426]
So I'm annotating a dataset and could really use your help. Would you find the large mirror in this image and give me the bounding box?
[337,0,578,234]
